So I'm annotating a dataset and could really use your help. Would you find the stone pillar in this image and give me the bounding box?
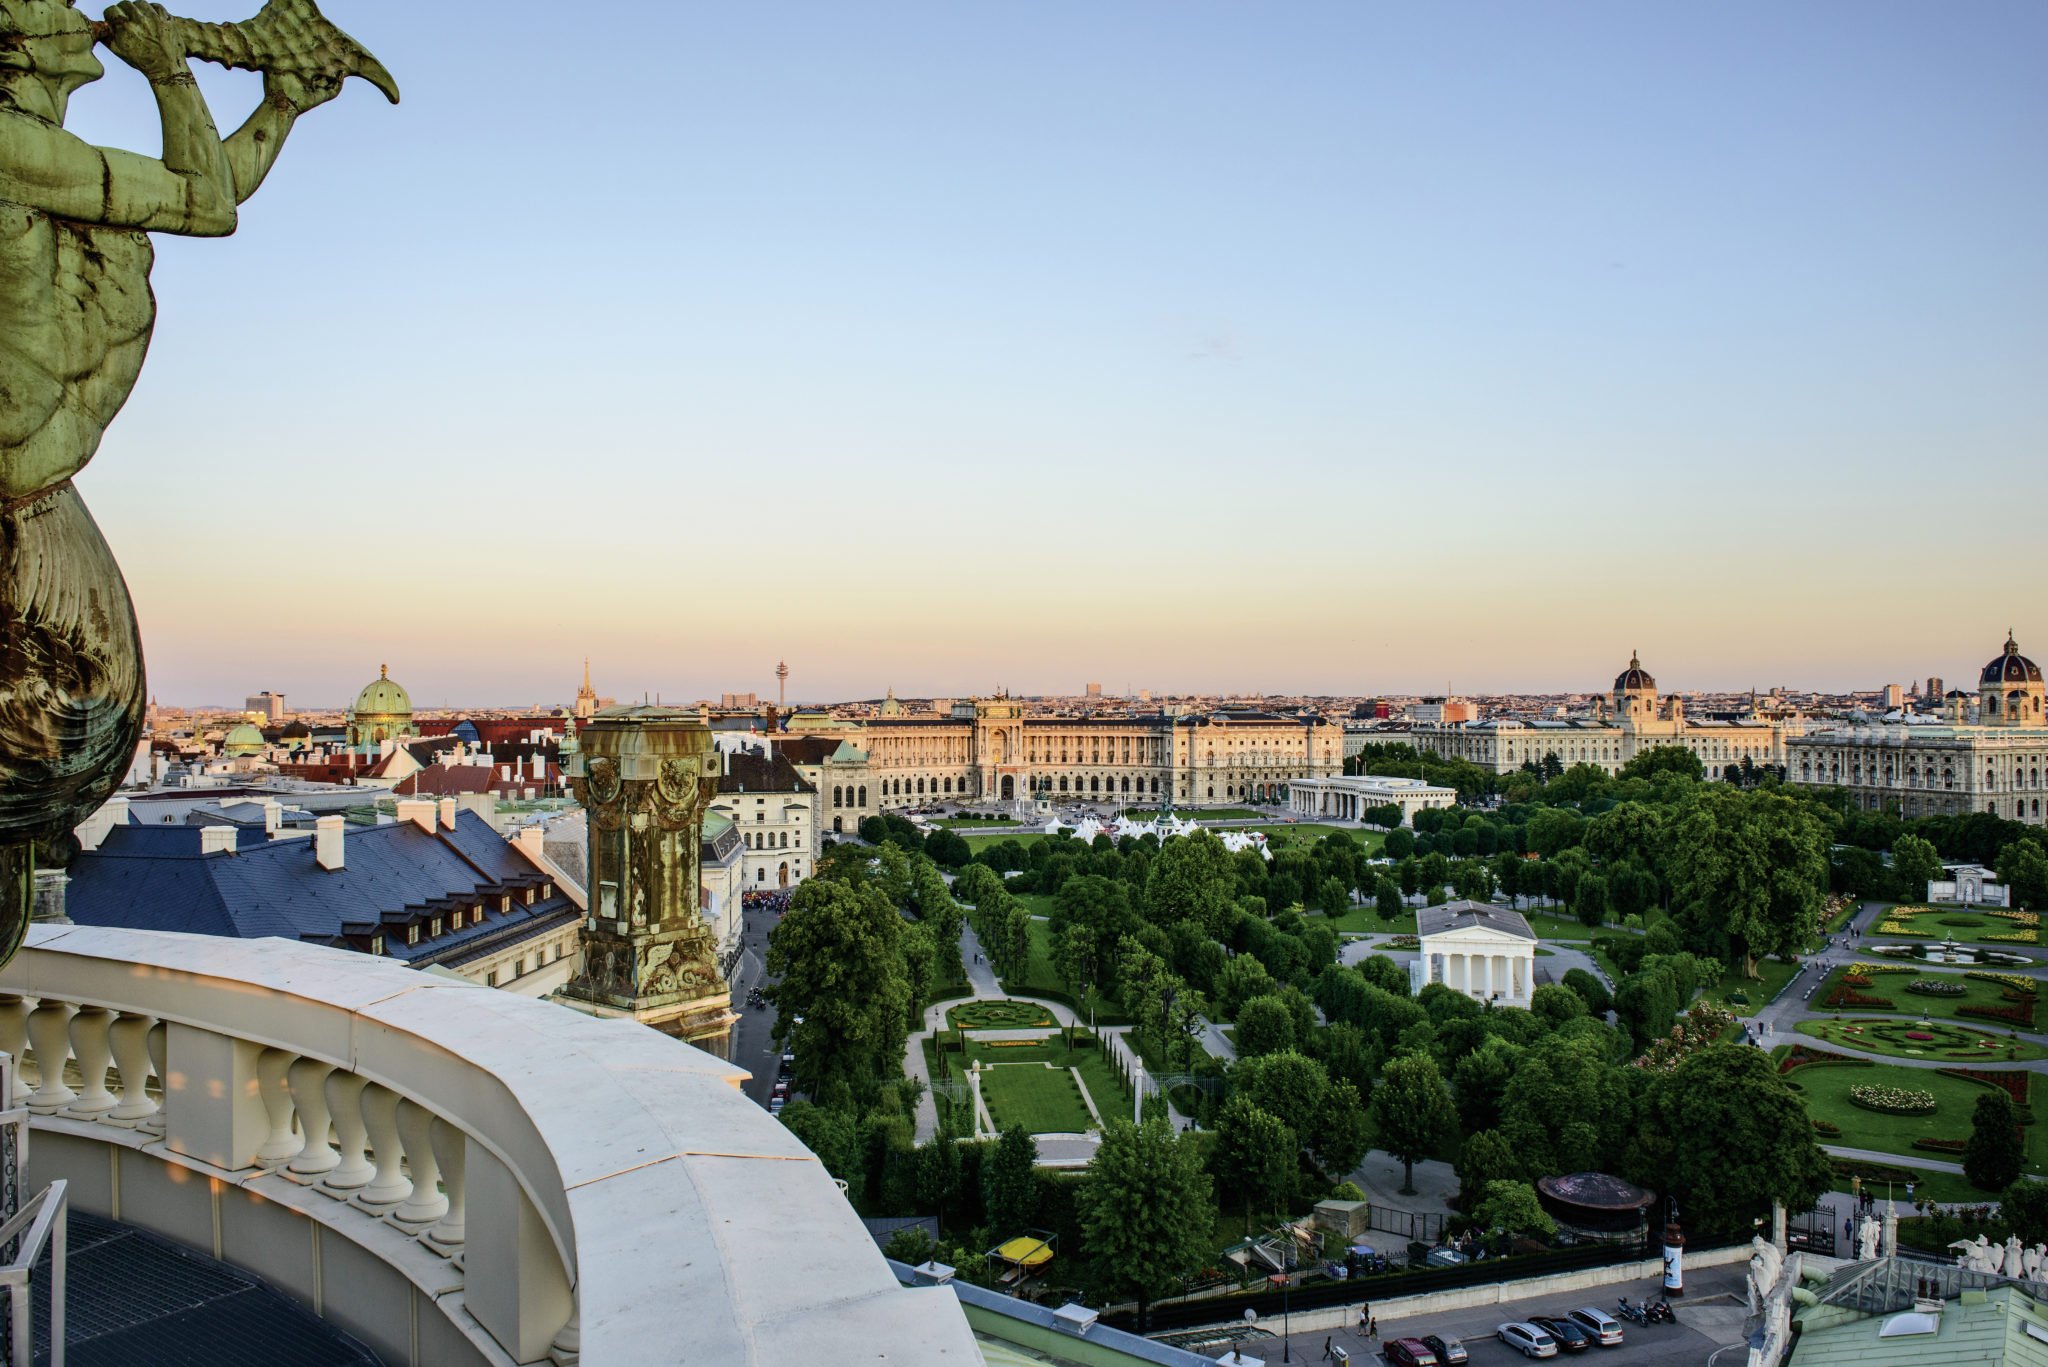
[561,706,735,1054]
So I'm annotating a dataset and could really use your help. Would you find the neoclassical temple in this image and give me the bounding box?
[1787,634,2048,825]
[793,698,1343,832]
[1411,901,1538,1008]
[1286,774,1457,826]
[1408,653,1801,778]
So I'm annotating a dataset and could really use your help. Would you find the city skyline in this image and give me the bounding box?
[58,1,2048,703]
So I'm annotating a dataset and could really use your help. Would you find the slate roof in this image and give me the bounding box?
[720,751,816,795]
[771,735,842,765]
[1416,901,1536,941]
[65,811,572,966]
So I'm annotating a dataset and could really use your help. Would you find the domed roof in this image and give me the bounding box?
[1981,633,2042,686]
[222,723,266,756]
[1614,651,1657,693]
[352,664,413,717]
[280,720,312,739]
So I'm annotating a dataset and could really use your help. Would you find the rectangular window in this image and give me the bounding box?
[431,916,443,937]
[407,924,421,946]
[486,970,497,987]
[371,936,385,956]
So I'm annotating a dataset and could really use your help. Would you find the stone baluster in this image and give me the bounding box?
[323,1071,375,1190]
[551,1310,581,1366]
[394,1100,448,1225]
[24,999,77,1114]
[426,1117,466,1249]
[106,1013,158,1127]
[63,1006,118,1118]
[142,1022,168,1134]
[357,1083,412,1206]
[0,995,32,1100]
[285,1060,339,1176]
[253,1048,302,1164]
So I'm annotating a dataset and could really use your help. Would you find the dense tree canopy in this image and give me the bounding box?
[1076,1117,1214,1323]
[766,877,911,1105]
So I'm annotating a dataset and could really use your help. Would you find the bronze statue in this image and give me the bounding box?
[0,0,394,957]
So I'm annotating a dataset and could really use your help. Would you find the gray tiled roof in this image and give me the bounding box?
[1416,901,1536,941]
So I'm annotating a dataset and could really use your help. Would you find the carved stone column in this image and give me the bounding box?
[558,707,735,1055]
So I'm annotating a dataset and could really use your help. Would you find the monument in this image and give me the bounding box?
[0,0,395,958]
[560,705,737,1054]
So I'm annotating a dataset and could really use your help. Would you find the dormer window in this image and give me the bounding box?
[407,924,421,946]
[370,935,385,956]
[430,916,443,937]
[500,895,512,913]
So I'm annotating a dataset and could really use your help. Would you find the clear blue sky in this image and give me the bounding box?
[62,1,2048,706]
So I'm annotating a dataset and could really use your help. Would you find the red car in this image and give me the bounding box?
[1381,1339,1440,1367]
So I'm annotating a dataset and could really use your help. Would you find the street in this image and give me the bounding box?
[728,898,789,1108]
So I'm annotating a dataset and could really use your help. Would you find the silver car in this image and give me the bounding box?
[1565,1307,1624,1346]
[1497,1322,1559,1360]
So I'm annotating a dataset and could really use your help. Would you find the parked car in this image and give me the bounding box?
[778,1053,795,1079]
[1379,1339,1439,1367]
[1423,1246,1469,1268]
[1564,1307,1624,1346]
[1420,1334,1467,1364]
[1529,1317,1591,1353]
[1496,1323,1559,1360]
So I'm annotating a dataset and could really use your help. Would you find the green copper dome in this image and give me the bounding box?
[352,664,413,718]
[222,723,266,757]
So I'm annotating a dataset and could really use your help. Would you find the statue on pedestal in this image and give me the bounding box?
[0,0,393,955]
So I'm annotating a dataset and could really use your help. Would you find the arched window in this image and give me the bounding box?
[1090,777,1100,793]
[858,786,867,806]
[1060,777,1069,792]
[832,786,842,807]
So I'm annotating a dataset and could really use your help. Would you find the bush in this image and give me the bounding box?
[1907,979,1966,997]
[1959,1003,2034,1026]
[1913,1138,1968,1154]
[1813,1119,1841,1136]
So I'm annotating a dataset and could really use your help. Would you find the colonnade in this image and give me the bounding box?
[1421,949,1531,1003]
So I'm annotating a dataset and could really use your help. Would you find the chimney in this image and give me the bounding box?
[262,798,282,838]
[315,815,345,870]
[438,798,458,830]
[396,798,436,831]
[198,826,239,855]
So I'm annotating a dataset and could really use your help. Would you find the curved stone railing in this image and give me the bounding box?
[0,925,973,1365]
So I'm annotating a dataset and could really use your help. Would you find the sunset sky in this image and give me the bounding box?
[57,2,2048,707]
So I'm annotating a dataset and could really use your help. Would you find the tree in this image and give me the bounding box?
[915,1134,962,1225]
[1561,968,1612,1017]
[1371,1052,1458,1195]
[1618,746,1705,784]
[1666,786,1829,978]
[2002,1179,2048,1245]
[1231,1049,1370,1173]
[924,828,972,868]
[1573,871,1612,929]
[1632,1045,1829,1233]
[1529,983,1588,1032]
[1456,1128,1522,1207]
[1142,831,1239,938]
[1473,1179,1557,1239]
[899,921,937,1029]
[983,1124,1040,1233]
[1235,994,1297,1058]
[1499,1033,1634,1178]
[1316,875,1351,918]
[1213,953,1278,1018]
[1891,834,1944,902]
[778,1100,866,1202]
[1052,923,1099,1044]
[766,878,911,1105]
[1384,829,1416,862]
[1356,953,1408,996]
[1997,841,2048,911]
[1213,1096,1297,1233]
[1526,808,1584,859]
[1451,1034,1523,1135]
[1076,1117,1214,1329]
[1964,1091,2025,1193]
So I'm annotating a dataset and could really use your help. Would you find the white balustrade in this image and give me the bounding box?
[64,1006,118,1118]
[356,1083,411,1207]
[253,1048,301,1165]
[426,1116,466,1249]
[24,1000,75,1114]
[323,1071,374,1190]
[141,1021,167,1136]
[284,1060,338,1175]
[106,1013,157,1126]
[394,1100,447,1225]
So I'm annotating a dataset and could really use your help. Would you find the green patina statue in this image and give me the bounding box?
[0,0,393,958]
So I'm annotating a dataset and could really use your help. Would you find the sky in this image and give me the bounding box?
[51,1,2048,707]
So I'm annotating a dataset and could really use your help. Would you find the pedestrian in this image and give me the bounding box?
[1321,1336,1333,1360]
[1369,1316,1378,1340]
[1358,1304,1369,1335]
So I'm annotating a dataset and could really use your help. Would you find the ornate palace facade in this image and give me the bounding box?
[790,698,1342,833]
[1409,653,1802,779]
[1787,634,2048,825]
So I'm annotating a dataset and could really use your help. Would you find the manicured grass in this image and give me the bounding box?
[1780,1052,2048,1182]
[962,832,1051,852]
[933,816,1029,829]
[1245,823,1355,846]
[1826,1168,1983,1205]
[1813,966,2041,1029]
[1796,1018,2046,1063]
[981,1062,1096,1134]
[1869,906,2042,948]
[1515,910,1602,943]
[1704,957,1805,1018]
[1012,893,1059,918]
[1125,807,1266,822]
[1002,918,1131,1025]
[949,999,1059,1030]
[1311,905,1418,934]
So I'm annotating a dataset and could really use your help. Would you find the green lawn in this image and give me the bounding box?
[1516,910,1601,943]
[981,1062,1097,1134]
[1001,918,1131,1024]
[1780,1052,2048,1185]
[1245,823,1357,846]
[1795,1018,2045,1063]
[1703,957,1804,1017]
[1012,893,1059,918]
[961,832,1050,851]
[1310,905,1418,935]
[1812,966,2040,1029]
[1869,906,2042,948]
[1125,807,1265,822]
[933,816,1030,829]
[1827,1167,1983,1205]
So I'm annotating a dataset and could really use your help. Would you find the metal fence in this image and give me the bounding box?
[1367,1204,1446,1245]
[1105,1237,1660,1334]
[0,1051,64,1367]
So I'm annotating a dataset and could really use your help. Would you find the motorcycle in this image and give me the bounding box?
[1646,1298,1674,1324]
[1615,1298,1648,1326]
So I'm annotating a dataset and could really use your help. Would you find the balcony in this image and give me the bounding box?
[0,925,976,1365]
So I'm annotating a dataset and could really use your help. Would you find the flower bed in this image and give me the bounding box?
[1959,1003,2035,1026]
[1989,910,2042,926]
[1911,1137,1968,1154]
[1387,935,1420,950]
[1907,979,1966,997]
[1779,1044,1873,1075]
[1853,962,1918,975]
[1939,1068,2032,1109]
[1905,1031,1935,1041]
[1825,982,1896,1010]
[1813,1119,1842,1137]
[1987,931,2041,944]
[1849,1083,1937,1114]
[1967,972,2038,995]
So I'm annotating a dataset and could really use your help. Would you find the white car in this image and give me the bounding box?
[1496,1323,1558,1359]
[1565,1307,1624,1346]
